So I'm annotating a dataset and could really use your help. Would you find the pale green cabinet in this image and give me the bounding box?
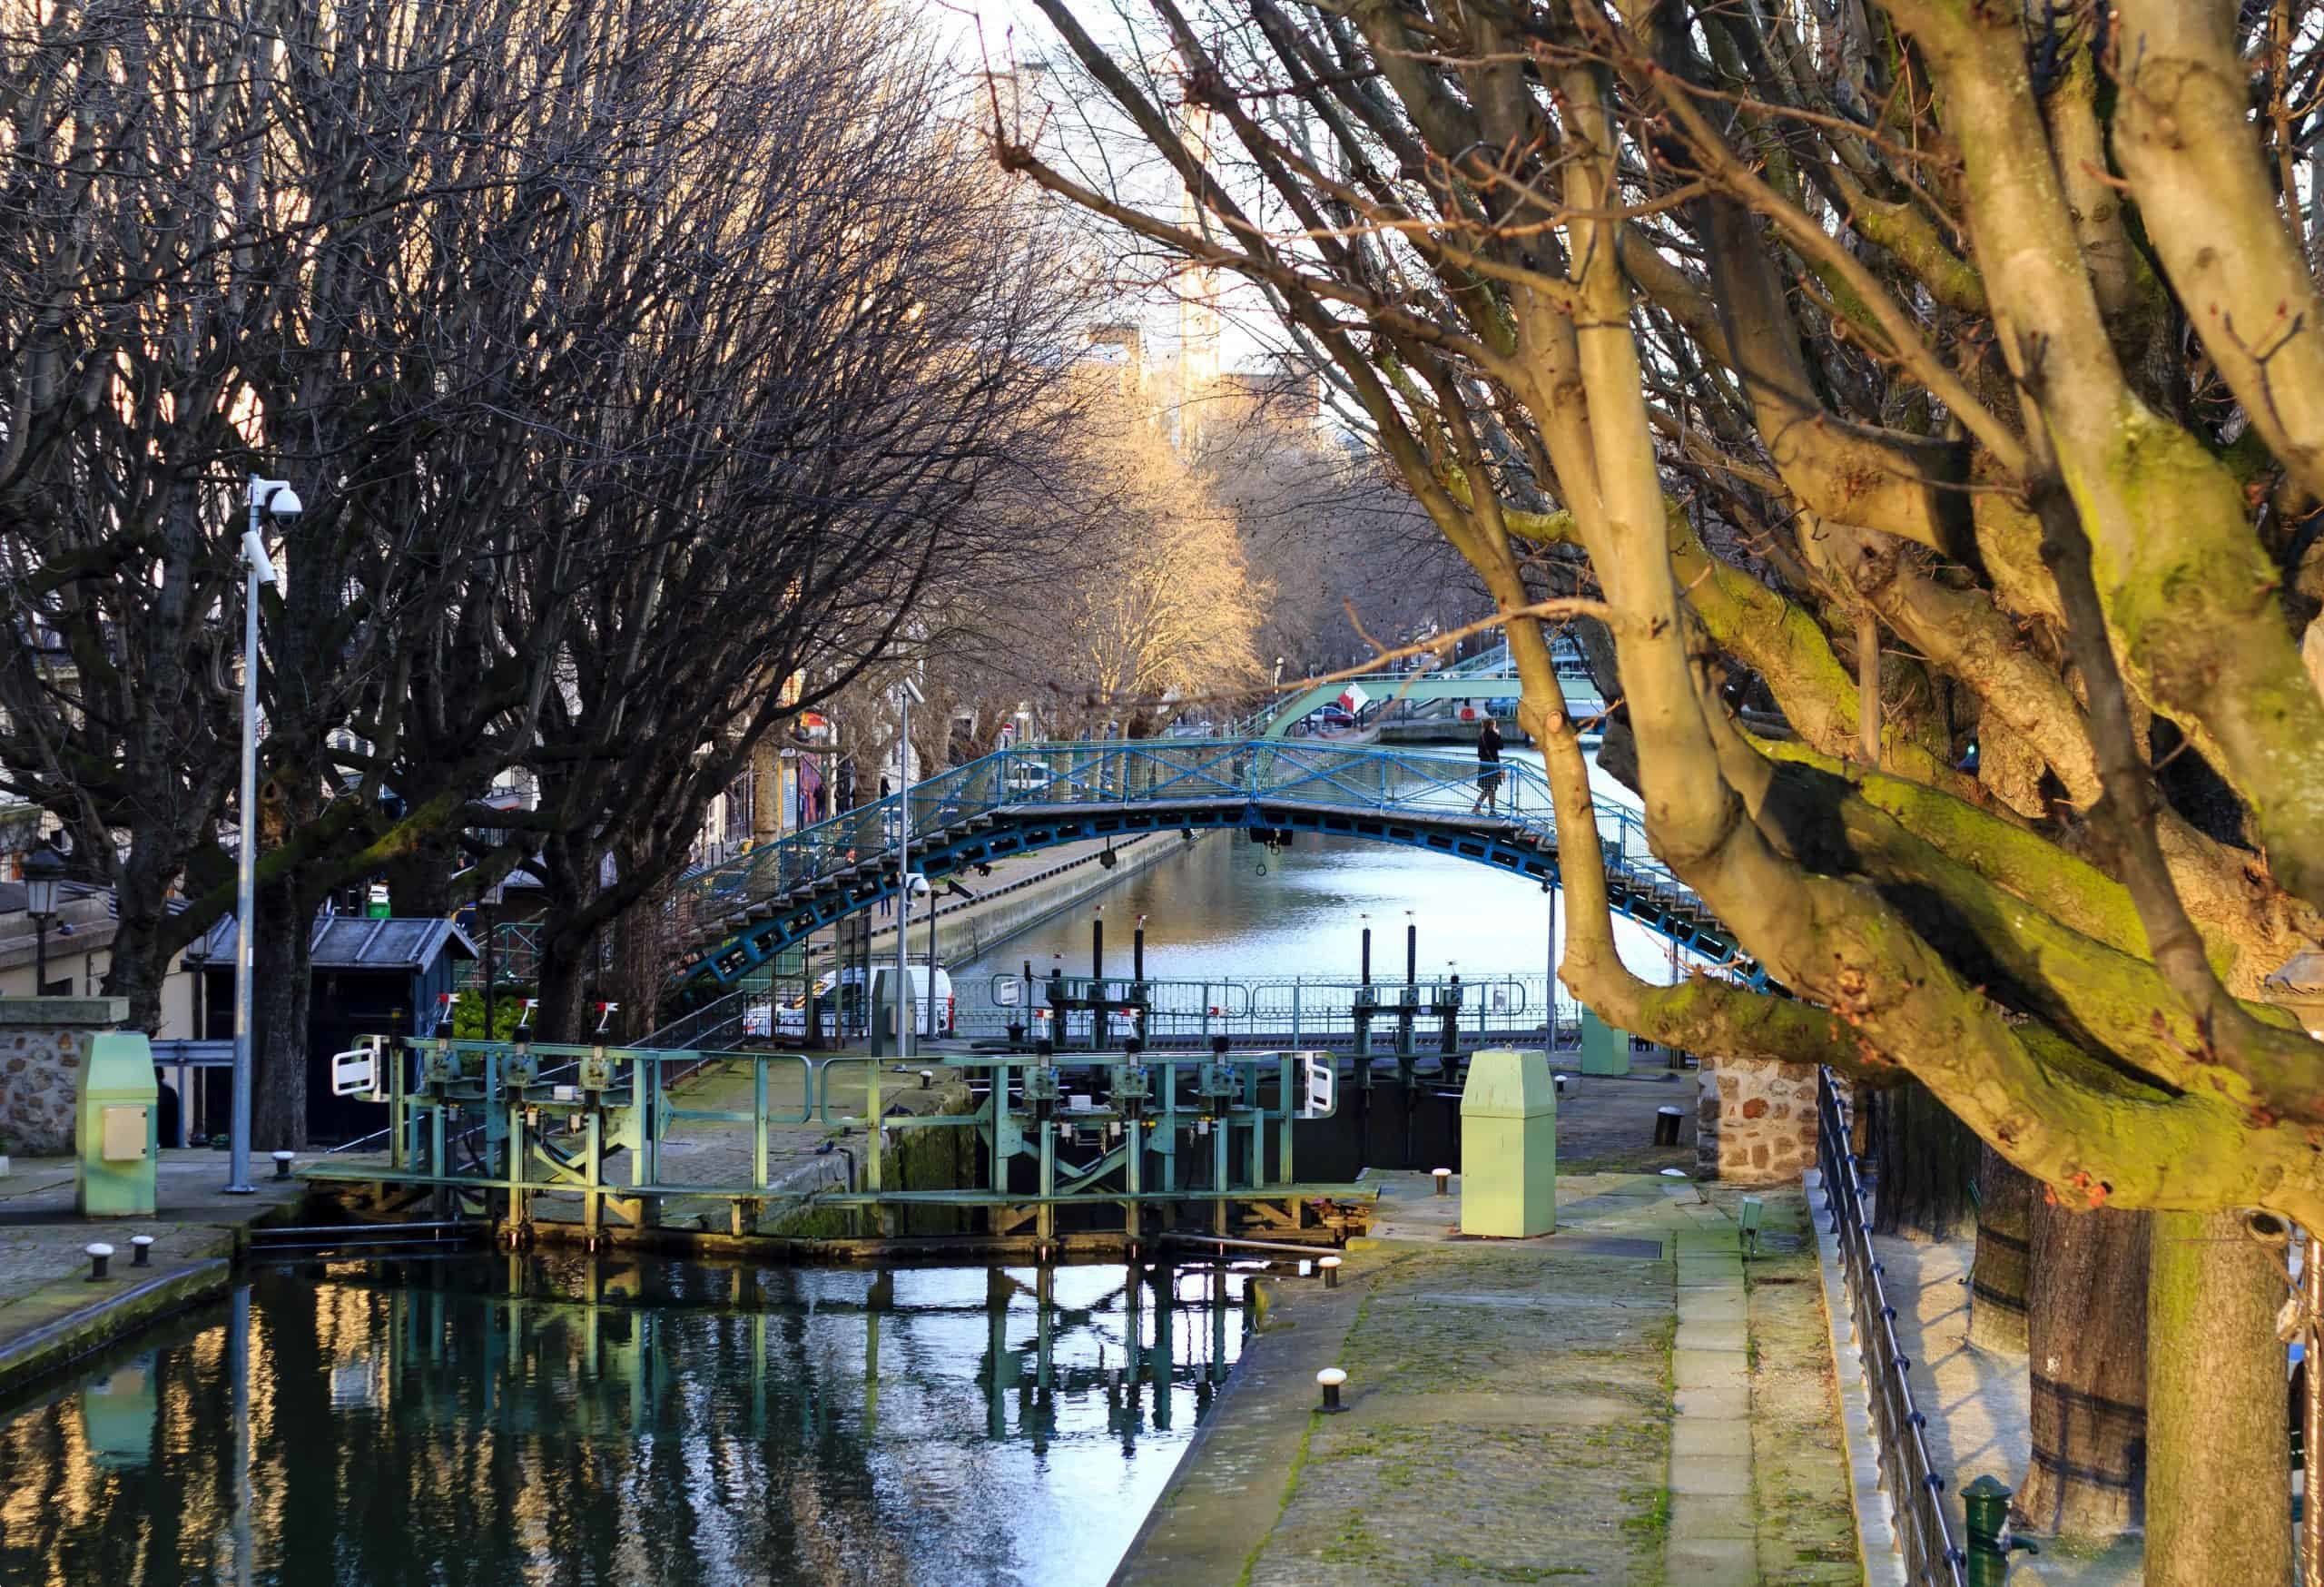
[1579,1008,1631,1076]
[76,1030,158,1217]
[1458,1048,1557,1237]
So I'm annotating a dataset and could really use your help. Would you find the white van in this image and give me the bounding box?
[774,964,954,1039]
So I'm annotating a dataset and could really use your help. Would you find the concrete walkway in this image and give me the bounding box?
[1113,1169,1859,1586]
[0,1150,302,1396]
[1671,1196,1758,1584]
[1873,1229,2142,1587]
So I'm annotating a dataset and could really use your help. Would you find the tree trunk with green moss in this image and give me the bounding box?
[1967,1148,2034,1355]
[2146,1210,2290,1587]
[2017,1200,2150,1542]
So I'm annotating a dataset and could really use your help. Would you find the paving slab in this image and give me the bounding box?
[0,1150,301,1397]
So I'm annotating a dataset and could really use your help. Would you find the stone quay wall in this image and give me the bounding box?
[1695,1055,1819,1184]
[0,998,130,1156]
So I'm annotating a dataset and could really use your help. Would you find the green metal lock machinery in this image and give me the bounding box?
[1458,1048,1557,1237]
[1578,1008,1632,1076]
[76,1030,158,1217]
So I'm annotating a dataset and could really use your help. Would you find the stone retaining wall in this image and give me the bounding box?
[1695,1055,1819,1184]
[0,998,130,1156]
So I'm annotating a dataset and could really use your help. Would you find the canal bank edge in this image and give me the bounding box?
[1108,1251,1376,1587]
[0,1199,303,1402]
[862,829,1201,968]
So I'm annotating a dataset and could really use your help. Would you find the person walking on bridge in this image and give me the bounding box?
[1471,715,1505,815]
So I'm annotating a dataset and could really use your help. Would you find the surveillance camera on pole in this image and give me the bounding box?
[225,474,303,1196]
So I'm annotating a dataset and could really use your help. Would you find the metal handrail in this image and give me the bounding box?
[672,738,1733,971]
[1817,1067,1968,1586]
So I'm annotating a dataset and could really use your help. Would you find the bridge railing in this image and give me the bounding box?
[952,971,1578,1047]
[673,739,1713,963]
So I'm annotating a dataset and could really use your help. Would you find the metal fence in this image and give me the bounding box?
[671,737,1740,975]
[951,970,1582,1049]
[1816,1066,1967,1586]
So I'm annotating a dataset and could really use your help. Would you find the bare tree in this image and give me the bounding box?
[1007,0,2324,1566]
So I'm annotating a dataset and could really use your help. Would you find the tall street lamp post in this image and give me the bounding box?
[228,477,302,1196]
[22,843,64,994]
[893,675,923,1061]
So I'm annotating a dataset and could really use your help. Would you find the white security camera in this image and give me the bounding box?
[248,478,303,517]
[240,527,279,586]
[906,873,932,900]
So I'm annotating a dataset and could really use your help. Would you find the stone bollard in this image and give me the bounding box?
[1315,1368,1347,1413]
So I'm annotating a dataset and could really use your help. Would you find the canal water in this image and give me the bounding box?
[960,750,1687,999]
[0,1254,1248,1587]
[0,749,1682,1586]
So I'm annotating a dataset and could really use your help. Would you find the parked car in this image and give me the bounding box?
[1306,704,1356,731]
[1005,763,1054,796]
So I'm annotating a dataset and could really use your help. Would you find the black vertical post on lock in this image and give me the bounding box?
[1132,921,1147,1047]
[1401,921,1419,1056]
[1090,916,1106,1051]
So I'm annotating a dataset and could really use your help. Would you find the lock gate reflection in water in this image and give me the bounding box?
[0,1252,1249,1587]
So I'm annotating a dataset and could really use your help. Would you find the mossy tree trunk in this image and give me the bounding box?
[1868,1079,1979,1242]
[2017,1199,2150,1542]
[1967,1148,2034,1355]
[2146,1210,2291,1587]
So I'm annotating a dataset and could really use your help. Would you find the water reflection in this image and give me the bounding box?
[0,1254,1250,1587]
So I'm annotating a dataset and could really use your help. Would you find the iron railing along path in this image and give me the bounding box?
[1817,1067,1968,1586]
[670,739,1751,991]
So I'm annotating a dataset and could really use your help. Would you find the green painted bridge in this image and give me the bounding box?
[672,737,1751,991]
[1246,636,1600,737]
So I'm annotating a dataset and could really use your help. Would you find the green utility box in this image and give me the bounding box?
[1458,1048,1557,1237]
[75,1030,158,1217]
[1579,1009,1631,1076]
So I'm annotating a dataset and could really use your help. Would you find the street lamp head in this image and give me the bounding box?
[21,843,65,920]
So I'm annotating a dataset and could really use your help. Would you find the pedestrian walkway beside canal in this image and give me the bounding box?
[0,1151,302,1396]
[1116,1168,1858,1587]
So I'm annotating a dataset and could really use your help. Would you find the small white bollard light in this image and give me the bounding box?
[919,1070,934,1090]
[271,1149,295,1180]
[1432,1167,1452,1197]
[1554,1073,1569,1094]
[85,1242,115,1281]
[1316,1367,1348,1413]
[1318,1255,1343,1289]
[130,1235,154,1268]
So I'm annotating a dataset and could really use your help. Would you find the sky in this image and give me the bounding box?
[937,0,1291,376]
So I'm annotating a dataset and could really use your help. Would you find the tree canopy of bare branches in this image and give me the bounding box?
[1005,2,2324,1562]
[0,0,1082,1136]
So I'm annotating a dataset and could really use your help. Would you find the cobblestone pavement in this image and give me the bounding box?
[0,1151,302,1388]
[1548,1069,1699,1177]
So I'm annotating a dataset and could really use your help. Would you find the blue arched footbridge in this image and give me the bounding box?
[1242,636,1601,737]
[674,740,1753,990]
